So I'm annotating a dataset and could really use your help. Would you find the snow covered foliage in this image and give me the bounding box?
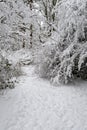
[0,1,27,89]
[38,0,87,84]
[0,0,40,51]
[0,53,21,89]
[36,0,58,40]
[0,0,40,89]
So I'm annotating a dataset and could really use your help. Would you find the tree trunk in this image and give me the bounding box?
[29,0,33,47]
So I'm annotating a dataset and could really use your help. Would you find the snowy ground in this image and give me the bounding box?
[0,65,87,130]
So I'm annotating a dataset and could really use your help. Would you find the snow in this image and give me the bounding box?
[7,49,33,65]
[0,65,87,130]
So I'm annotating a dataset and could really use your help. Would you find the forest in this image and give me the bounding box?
[0,0,87,130]
[1,0,87,88]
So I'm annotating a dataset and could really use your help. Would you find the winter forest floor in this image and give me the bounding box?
[0,65,87,130]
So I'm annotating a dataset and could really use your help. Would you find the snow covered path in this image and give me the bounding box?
[0,66,87,130]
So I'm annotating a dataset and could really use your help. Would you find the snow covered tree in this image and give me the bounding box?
[34,0,58,43]
[0,0,42,89]
[0,0,37,51]
[0,0,24,89]
[23,0,33,47]
[37,0,87,84]
[40,0,57,35]
[23,0,43,49]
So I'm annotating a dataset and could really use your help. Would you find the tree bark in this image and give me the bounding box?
[29,0,33,47]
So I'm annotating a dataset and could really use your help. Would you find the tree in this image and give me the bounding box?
[37,0,57,36]
[37,0,87,84]
[23,0,33,47]
[0,0,34,50]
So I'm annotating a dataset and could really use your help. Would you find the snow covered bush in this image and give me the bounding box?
[0,54,21,89]
[37,0,87,84]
